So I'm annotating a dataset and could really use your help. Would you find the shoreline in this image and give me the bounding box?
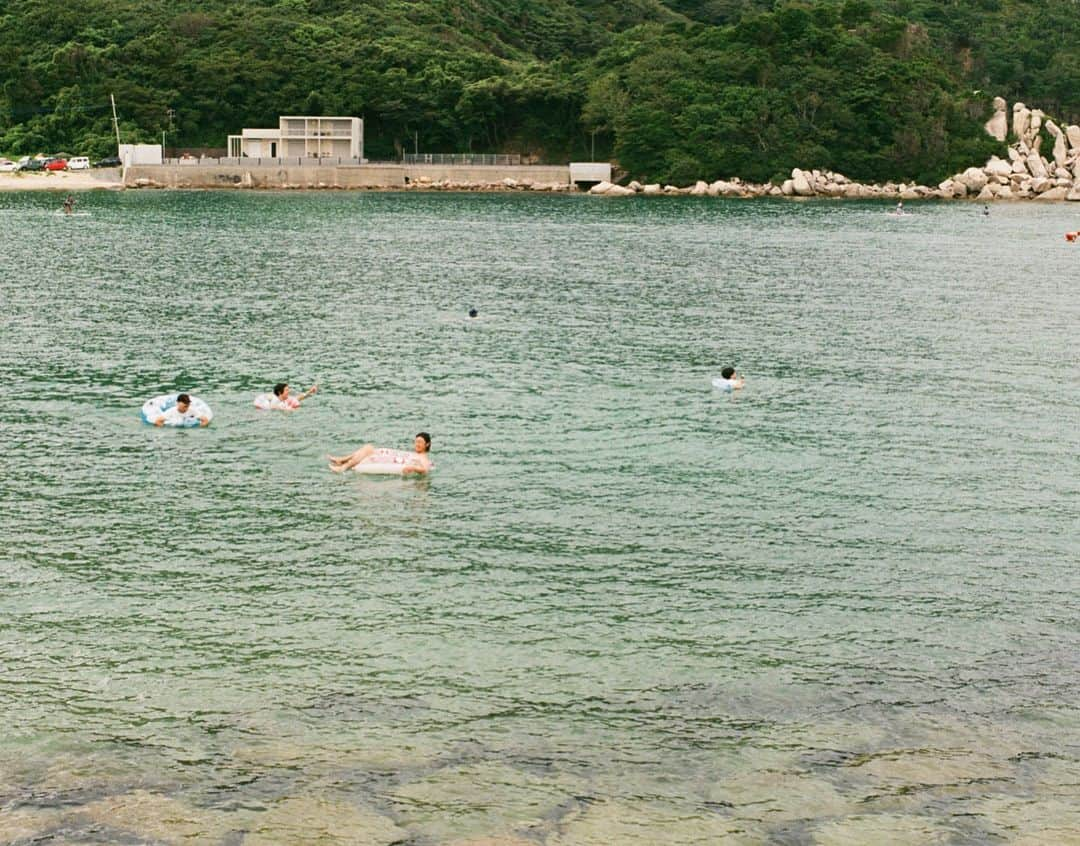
[4,168,1078,202]
[0,171,124,191]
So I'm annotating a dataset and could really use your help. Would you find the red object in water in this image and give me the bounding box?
[1066,232,1078,242]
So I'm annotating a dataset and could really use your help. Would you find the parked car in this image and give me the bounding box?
[67,156,90,170]
[19,158,46,172]
[94,156,122,168]
[44,158,68,171]
[0,159,16,172]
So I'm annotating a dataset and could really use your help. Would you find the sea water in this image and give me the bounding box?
[1,190,1077,844]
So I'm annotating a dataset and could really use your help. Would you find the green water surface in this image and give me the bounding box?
[1,191,1078,844]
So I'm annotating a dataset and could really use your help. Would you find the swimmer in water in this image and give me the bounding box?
[151,393,210,427]
[983,205,990,216]
[468,308,478,318]
[895,201,904,214]
[62,195,75,215]
[328,432,433,475]
[715,366,745,391]
[268,381,317,410]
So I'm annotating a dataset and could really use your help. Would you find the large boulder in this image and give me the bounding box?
[977,184,996,200]
[956,166,989,192]
[1035,186,1069,200]
[589,181,613,195]
[1053,132,1069,168]
[780,179,795,196]
[938,179,966,198]
[791,168,814,196]
[1067,184,1080,201]
[1068,125,1080,150]
[985,156,1012,178]
[1029,177,1052,194]
[1012,102,1031,140]
[689,180,708,196]
[642,184,661,195]
[985,97,1009,141]
[1030,109,1044,136]
[1026,153,1048,179]
[997,185,1014,200]
[607,184,636,196]
[1045,120,1069,167]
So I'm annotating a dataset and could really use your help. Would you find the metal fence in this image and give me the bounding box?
[404,153,522,166]
[163,156,365,167]
[158,154,532,167]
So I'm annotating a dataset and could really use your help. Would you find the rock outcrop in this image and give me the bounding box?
[985,97,1008,141]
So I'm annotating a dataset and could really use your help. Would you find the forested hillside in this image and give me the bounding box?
[2,0,1078,183]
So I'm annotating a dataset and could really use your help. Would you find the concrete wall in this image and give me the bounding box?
[120,144,163,165]
[124,162,571,189]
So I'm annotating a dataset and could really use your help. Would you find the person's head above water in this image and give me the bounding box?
[273,382,288,398]
[176,393,191,411]
[721,366,736,380]
[468,308,478,318]
[415,432,432,453]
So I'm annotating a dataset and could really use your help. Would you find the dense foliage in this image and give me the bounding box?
[1,0,1076,183]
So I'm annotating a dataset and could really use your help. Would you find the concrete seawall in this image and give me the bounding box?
[124,163,571,189]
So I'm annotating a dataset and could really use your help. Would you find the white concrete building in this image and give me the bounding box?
[119,143,163,166]
[228,116,363,160]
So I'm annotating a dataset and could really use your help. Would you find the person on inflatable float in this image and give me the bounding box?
[328,432,433,475]
[151,393,211,427]
[268,382,317,411]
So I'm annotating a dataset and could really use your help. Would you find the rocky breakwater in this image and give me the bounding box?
[588,96,1080,201]
[590,178,785,198]
[589,172,934,199]
[955,96,1080,201]
[404,176,576,192]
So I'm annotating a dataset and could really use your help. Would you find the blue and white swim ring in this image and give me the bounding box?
[140,393,213,427]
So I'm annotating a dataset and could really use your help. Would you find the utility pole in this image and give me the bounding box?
[110,94,122,150]
[165,107,175,155]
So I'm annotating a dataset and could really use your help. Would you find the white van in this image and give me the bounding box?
[68,156,91,170]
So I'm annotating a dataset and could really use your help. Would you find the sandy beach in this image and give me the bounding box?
[0,169,124,191]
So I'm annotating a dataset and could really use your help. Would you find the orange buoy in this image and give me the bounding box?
[1066,231,1078,242]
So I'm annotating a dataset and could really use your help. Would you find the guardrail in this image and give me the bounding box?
[156,156,553,168]
[163,157,365,166]
[404,153,523,166]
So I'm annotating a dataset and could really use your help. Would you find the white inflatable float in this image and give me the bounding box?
[353,449,431,475]
[253,393,298,410]
[140,394,213,427]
